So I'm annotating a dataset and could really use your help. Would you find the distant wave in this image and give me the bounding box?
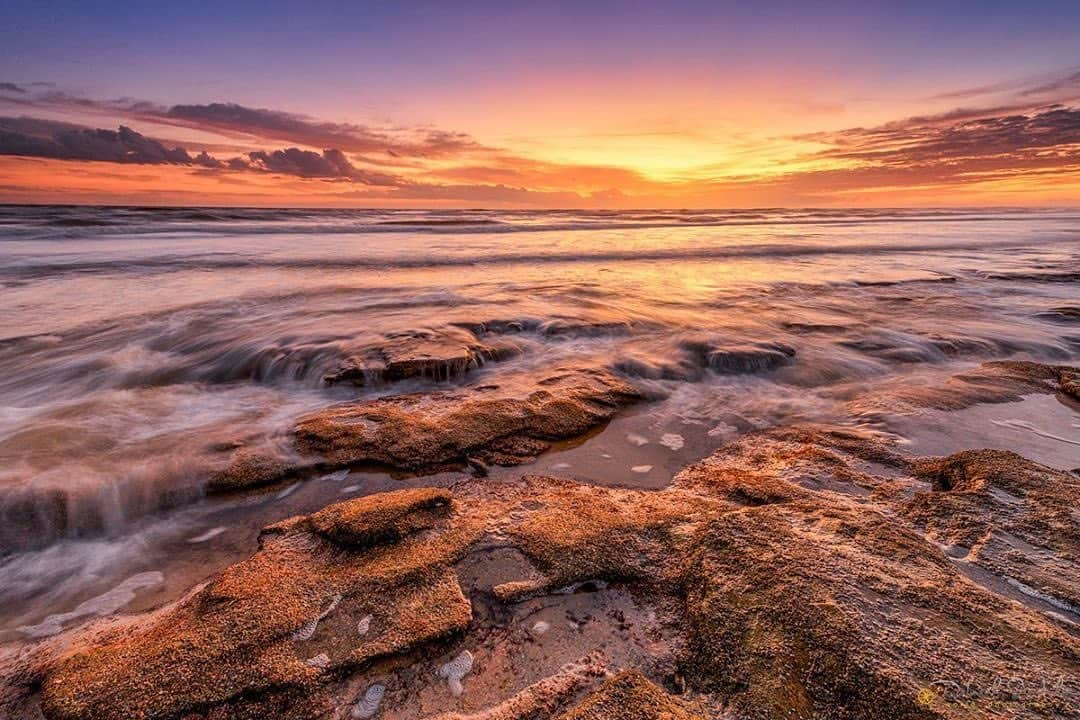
[0,237,1059,280]
[1,205,1078,241]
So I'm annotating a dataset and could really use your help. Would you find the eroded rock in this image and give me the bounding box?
[206,447,299,493]
[32,488,485,720]
[295,367,642,471]
[850,360,1080,413]
[556,670,706,720]
[905,450,1080,615]
[324,328,523,386]
[12,429,1079,720]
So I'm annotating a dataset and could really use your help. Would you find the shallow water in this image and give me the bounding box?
[1,205,1078,640]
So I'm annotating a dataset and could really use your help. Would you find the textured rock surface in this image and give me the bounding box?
[206,447,298,493]
[9,428,1079,720]
[32,488,485,720]
[851,360,1080,413]
[324,328,523,386]
[295,367,642,471]
[557,670,706,720]
[905,449,1080,615]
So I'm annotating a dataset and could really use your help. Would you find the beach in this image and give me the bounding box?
[1,206,1078,718]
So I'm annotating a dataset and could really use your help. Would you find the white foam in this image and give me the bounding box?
[631,465,653,473]
[626,433,649,446]
[276,482,300,499]
[659,433,685,451]
[551,462,571,470]
[322,469,351,481]
[439,650,474,696]
[340,484,361,494]
[356,614,372,635]
[352,684,385,719]
[1005,577,1079,615]
[186,526,226,543]
[18,571,164,638]
[530,620,550,636]
[991,419,1080,446]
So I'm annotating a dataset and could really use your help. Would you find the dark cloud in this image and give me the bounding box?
[241,147,397,184]
[1019,69,1080,98]
[928,66,1080,103]
[0,116,401,184]
[748,104,1080,201]
[818,106,1080,167]
[150,102,483,159]
[0,90,487,161]
[0,83,27,94]
[0,117,193,164]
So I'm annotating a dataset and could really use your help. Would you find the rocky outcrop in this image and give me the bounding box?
[295,367,642,471]
[850,360,1080,413]
[324,328,524,386]
[32,488,486,720]
[556,670,706,720]
[13,429,1079,720]
[615,337,797,381]
[205,447,299,493]
[905,449,1080,615]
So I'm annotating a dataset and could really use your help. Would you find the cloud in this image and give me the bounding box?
[157,103,484,158]
[0,83,27,94]
[0,117,194,164]
[241,147,398,184]
[929,65,1080,103]
[1019,69,1080,98]
[817,106,1080,167]
[0,89,487,160]
[0,116,406,184]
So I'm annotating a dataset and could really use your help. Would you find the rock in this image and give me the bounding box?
[13,429,1079,720]
[206,448,297,493]
[32,487,484,720]
[324,328,522,386]
[852,360,1080,412]
[679,337,796,374]
[615,338,796,381]
[1036,306,1080,323]
[1060,368,1079,400]
[426,653,605,720]
[275,487,454,548]
[556,670,706,720]
[295,367,642,471]
[905,449,1080,613]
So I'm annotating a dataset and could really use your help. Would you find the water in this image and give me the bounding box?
[1,205,1078,641]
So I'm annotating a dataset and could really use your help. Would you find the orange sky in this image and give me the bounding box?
[2,3,1080,208]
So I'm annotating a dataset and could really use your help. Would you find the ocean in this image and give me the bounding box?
[1,205,1078,641]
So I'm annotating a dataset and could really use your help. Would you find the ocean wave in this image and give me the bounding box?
[2,205,1078,241]
[0,237,1065,280]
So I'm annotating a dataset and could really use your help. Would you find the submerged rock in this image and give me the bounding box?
[206,447,299,493]
[427,654,606,720]
[324,328,523,386]
[295,367,642,471]
[851,360,1080,413]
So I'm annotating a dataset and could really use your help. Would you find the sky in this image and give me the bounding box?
[1,0,1079,208]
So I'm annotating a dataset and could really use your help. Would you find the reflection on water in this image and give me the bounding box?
[1,206,1078,638]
